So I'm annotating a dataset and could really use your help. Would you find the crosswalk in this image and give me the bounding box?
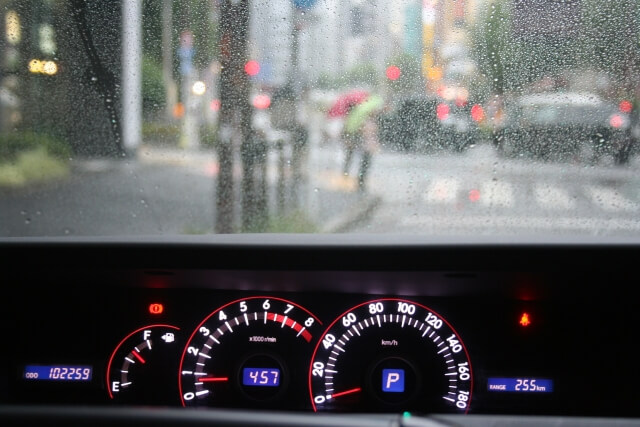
[414,177,640,214]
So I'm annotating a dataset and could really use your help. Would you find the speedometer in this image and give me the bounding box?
[308,298,473,413]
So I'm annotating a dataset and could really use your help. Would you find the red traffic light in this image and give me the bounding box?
[436,103,450,121]
[244,60,260,76]
[470,104,485,122]
[619,100,633,113]
[386,65,401,81]
[252,94,271,109]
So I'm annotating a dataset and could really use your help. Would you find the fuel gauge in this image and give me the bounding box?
[107,324,181,405]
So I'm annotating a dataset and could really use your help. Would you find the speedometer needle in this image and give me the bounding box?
[331,387,361,399]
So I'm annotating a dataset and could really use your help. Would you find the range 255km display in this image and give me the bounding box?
[308,299,473,413]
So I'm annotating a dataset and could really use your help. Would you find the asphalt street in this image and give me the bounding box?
[2,137,640,238]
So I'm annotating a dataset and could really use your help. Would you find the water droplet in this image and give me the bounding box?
[24,218,31,225]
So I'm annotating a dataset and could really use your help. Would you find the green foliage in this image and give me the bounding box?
[0,131,71,162]
[386,53,424,94]
[142,122,180,145]
[343,63,378,88]
[200,124,218,149]
[472,0,640,96]
[261,210,318,233]
[142,56,166,117]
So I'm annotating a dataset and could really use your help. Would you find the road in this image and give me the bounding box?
[310,138,640,237]
[2,133,640,238]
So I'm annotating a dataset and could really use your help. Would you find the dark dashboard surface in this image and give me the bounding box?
[1,236,640,426]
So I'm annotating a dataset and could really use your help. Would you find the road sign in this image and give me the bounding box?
[293,0,317,10]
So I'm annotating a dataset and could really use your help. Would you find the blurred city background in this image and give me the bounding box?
[2,0,640,236]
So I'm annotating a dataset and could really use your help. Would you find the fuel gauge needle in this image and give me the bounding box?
[131,351,146,364]
[330,387,361,399]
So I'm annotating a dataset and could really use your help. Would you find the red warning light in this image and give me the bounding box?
[469,189,481,202]
[519,312,531,327]
[244,60,260,76]
[386,65,401,81]
[149,303,164,315]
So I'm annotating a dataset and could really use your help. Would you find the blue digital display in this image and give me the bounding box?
[24,365,92,381]
[487,377,553,392]
[382,369,405,393]
[242,368,280,387]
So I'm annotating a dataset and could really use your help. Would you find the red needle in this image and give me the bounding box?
[331,387,361,399]
[200,377,229,382]
[132,351,146,364]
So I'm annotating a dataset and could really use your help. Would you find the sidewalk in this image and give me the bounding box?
[137,144,380,233]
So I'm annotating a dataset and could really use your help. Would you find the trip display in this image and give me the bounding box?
[23,365,92,381]
[487,378,553,393]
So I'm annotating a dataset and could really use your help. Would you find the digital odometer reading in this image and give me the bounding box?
[309,299,473,413]
[24,365,92,381]
[487,378,553,393]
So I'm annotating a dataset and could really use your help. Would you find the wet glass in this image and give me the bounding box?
[1,0,639,238]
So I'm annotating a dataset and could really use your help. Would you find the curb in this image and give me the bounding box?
[321,194,382,233]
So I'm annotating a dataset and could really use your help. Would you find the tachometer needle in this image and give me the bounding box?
[331,387,361,399]
[200,377,229,382]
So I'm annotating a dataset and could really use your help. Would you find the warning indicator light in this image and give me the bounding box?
[149,303,164,315]
[519,312,531,327]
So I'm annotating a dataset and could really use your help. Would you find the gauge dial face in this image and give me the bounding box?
[309,299,473,413]
[179,296,321,409]
[107,324,181,405]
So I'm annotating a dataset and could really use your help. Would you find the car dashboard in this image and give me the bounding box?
[1,235,640,426]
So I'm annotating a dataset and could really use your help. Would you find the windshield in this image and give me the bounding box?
[1,0,639,238]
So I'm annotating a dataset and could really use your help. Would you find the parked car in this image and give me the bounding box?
[494,92,635,164]
[379,96,479,153]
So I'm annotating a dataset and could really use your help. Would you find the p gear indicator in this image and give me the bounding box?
[382,369,405,393]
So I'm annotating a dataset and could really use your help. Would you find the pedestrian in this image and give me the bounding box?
[341,104,362,176]
[356,113,380,191]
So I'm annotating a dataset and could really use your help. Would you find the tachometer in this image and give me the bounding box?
[308,298,473,413]
[179,296,321,409]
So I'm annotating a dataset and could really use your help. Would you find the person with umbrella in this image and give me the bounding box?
[343,94,383,191]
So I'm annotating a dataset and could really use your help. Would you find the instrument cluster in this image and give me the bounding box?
[2,266,638,418]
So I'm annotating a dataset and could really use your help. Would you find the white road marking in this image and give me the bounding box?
[425,178,459,204]
[480,180,513,208]
[587,186,639,212]
[534,183,575,210]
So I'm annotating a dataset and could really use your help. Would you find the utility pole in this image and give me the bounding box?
[162,0,178,122]
[216,0,251,233]
[122,0,142,155]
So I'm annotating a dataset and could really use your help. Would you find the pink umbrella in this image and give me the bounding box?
[327,90,369,118]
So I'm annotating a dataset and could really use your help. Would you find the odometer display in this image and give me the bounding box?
[308,298,473,413]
